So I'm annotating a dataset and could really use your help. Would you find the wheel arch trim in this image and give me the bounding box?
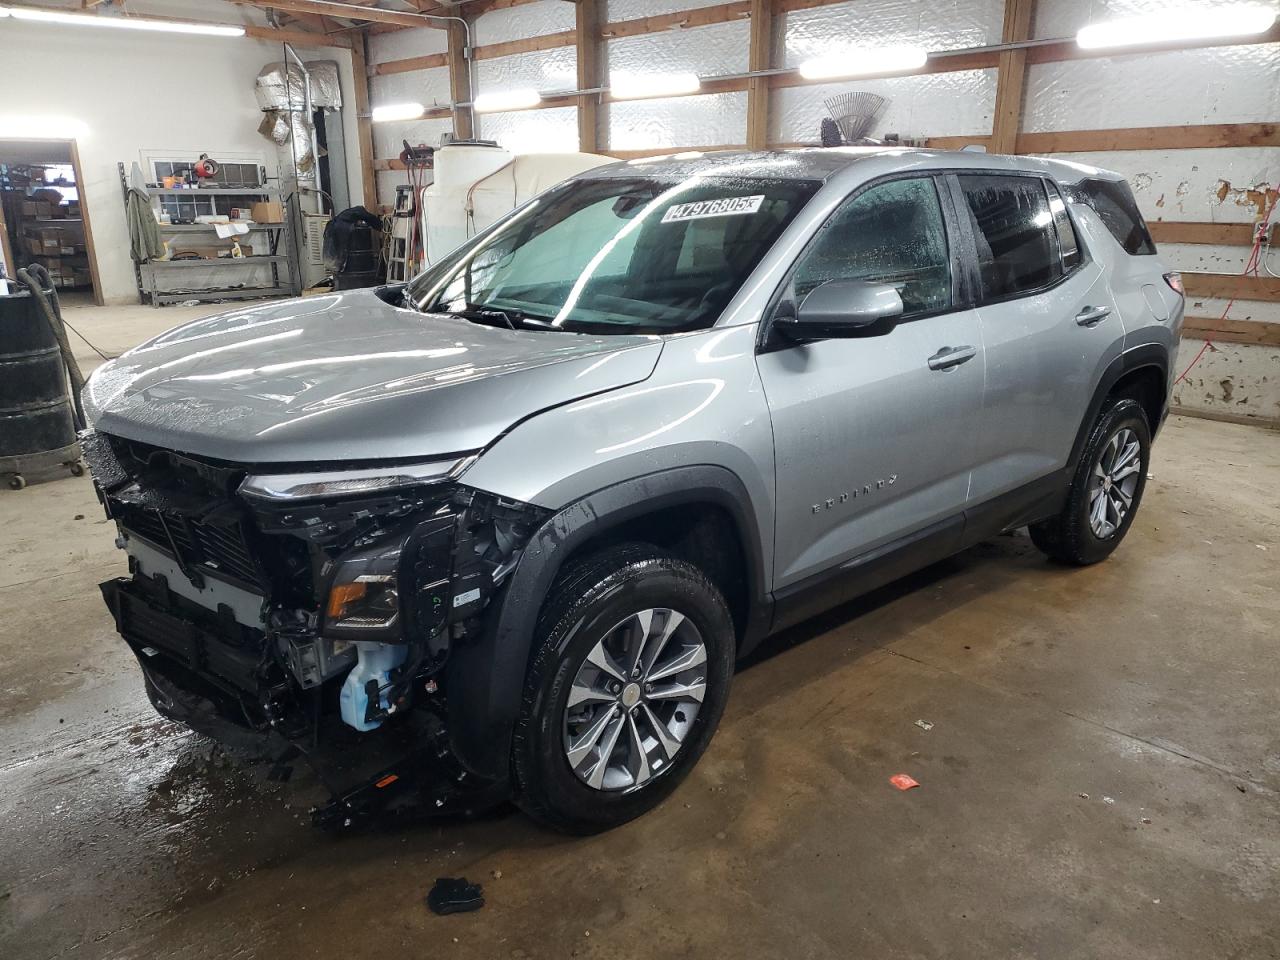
[1068,343,1168,476]
[446,464,770,781]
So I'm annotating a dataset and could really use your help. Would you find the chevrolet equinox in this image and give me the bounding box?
[83,148,1183,832]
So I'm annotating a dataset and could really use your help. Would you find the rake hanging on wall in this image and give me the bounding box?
[822,92,888,144]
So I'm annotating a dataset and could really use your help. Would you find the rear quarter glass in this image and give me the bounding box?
[1070,179,1157,256]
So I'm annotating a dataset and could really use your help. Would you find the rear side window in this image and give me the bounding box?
[1073,178,1157,256]
[1045,181,1082,272]
[957,174,1061,300]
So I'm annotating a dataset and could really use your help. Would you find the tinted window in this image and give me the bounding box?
[792,177,951,318]
[1073,178,1157,256]
[958,175,1060,300]
[1045,181,1081,272]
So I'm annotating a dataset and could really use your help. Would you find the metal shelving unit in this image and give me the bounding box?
[119,162,301,307]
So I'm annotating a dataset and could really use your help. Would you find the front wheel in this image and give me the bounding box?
[1030,397,1151,565]
[512,544,734,833]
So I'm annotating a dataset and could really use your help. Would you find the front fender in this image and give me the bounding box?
[445,465,770,781]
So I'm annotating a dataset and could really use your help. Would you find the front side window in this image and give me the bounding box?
[958,174,1060,301]
[791,177,952,318]
[408,175,819,334]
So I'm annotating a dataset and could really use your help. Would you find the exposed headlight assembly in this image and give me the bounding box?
[239,455,474,502]
[320,515,460,643]
[323,537,406,635]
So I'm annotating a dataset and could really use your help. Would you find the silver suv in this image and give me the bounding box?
[84,148,1183,832]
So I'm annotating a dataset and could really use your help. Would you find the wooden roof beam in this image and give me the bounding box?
[240,0,444,28]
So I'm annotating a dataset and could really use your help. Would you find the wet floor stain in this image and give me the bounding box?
[2,417,1279,960]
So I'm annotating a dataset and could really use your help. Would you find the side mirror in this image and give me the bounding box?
[778,279,904,339]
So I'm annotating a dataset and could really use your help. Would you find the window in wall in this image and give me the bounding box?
[1045,180,1081,272]
[152,159,261,189]
[1072,177,1157,256]
[41,164,78,203]
[792,177,952,318]
[958,174,1061,300]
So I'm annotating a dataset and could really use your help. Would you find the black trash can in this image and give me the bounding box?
[0,288,81,488]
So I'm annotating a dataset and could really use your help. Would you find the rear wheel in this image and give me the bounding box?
[512,543,734,833]
[1030,397,1151,565]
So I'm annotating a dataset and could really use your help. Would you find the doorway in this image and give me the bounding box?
[0,138,104,306]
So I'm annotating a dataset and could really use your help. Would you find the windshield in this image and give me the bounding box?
[406,174,820,334]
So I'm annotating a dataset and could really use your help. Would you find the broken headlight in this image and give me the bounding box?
[239,456,475,502]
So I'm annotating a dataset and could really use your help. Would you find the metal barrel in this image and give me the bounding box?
[0,289,77,458]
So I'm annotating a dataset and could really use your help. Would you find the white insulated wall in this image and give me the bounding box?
[368,26,453,205]
[0,0,365,305]
[367,0,1001,178]
[1027,0,1280,424]
[363,0,1279,423]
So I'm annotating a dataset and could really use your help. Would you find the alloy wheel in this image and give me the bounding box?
[562,608,708,792]
[1089,426,1142,539]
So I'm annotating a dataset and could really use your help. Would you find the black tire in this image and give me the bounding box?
[511,543,734,834]
[1030,397,1151,565]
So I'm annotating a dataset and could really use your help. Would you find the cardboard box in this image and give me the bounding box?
[250,201,284,224]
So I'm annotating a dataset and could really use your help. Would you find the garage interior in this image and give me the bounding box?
[1,1,1278,958]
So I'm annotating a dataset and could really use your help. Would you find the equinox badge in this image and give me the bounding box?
[811,474,898,514]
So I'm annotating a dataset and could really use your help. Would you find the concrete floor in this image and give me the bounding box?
[2,302,1279,959]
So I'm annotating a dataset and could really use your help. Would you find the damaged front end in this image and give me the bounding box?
[84,430,547,824]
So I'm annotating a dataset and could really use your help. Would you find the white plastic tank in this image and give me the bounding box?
[339,641,408,732]
[422,143,514,264]
[421,144,614,265]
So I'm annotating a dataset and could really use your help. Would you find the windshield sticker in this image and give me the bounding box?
[661,194,765,223]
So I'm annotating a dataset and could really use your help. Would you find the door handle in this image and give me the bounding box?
[1075,305,1111,327]
[927,345,977,371]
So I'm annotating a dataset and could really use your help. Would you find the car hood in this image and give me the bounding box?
[84,289,663,464]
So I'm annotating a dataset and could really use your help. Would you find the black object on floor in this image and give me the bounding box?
[427,877,485,915]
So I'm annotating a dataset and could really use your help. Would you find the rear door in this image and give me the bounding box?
[949,173,1123,503]
[757,174,985,590]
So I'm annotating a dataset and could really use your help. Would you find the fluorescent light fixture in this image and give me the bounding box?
[2,6,246,36]
[1077,4,1276,49]
[371,102,426,123]
[0,115,90,139]
[610,71,702,100]
[798,44,928,80]
[473,88,542,113]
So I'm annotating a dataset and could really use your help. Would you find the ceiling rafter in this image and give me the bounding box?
[236,0,446,28]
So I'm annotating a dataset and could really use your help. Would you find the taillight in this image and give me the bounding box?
[1163,272,1184,296]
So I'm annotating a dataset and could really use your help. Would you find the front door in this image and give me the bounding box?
[756,175,984,591]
